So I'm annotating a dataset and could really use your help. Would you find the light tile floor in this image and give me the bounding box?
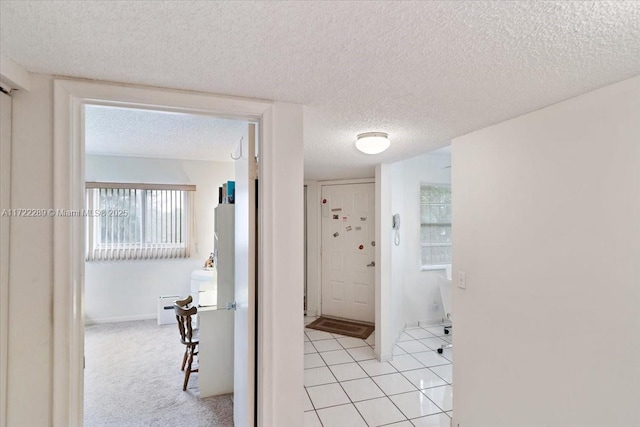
[304,316,453,427]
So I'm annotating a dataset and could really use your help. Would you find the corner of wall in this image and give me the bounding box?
[0,54,31,91]
[375,164,393,360]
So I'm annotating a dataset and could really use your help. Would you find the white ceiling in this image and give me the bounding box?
[2,1,639,179]
[84,105,247,162]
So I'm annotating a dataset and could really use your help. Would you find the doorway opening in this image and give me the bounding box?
[82,105,252,424]
[53,78,304,427]
[302,149,453,426]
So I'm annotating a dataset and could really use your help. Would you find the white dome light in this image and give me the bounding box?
[355,132,390,155]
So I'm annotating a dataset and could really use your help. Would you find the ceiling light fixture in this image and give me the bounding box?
[355,132,390,155]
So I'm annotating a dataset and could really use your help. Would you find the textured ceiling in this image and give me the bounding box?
[84,105,247,162]
[1,1,639,179]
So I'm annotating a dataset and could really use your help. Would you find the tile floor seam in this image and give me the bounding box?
[391,389,447,418]
[384,391,419,424]
[313,352,415,423]
[419,387,449,414]
[306,382,398,408]
[304,386,316,411]
[426,366,451,385]
[332,376,371,426]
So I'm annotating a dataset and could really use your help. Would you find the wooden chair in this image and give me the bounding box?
[174,296,198,391]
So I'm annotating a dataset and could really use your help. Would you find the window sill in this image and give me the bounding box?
[420,264,451,272]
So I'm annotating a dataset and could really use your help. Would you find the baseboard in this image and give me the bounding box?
[405,320,420,328]
[418,318,448,327]
[378,352,393,362]
[401,319,444,332]
[85,313,156,325]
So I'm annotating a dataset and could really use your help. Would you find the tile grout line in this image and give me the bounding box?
[307,325,383,425]
[304,320,452,426]
[333,328,431,425]
[309,325,377,425]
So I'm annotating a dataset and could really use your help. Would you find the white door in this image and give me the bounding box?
[321,183,375,323]
[234,123,257,426]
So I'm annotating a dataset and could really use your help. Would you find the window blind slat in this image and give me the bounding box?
[172,190,175,245]
[116,188,120,252]
[109,188,114,260]
[155,190,159,247]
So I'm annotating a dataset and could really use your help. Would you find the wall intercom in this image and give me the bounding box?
[392,214,400,246]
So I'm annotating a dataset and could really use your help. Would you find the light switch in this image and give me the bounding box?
[458,271,466,289]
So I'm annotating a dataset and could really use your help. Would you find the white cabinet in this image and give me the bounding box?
[214,204,235,308]
[199,204,235,398]
[198,307,234,397]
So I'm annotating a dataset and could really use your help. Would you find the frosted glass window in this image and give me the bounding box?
[420,184,451,267]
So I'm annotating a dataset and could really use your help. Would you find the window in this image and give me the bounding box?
[85,182,196,261]
[420,183,451,268]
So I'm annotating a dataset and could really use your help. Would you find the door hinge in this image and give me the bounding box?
[250,156,259,180]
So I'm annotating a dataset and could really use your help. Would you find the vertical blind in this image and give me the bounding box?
[85,182,196,261]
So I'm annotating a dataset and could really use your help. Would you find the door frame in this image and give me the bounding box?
[52,79,304,426]
[0,90,12,427]
[304,185,307,314]
[316,178,374,319]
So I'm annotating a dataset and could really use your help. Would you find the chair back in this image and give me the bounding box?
[174,302,197,345]
[175,295,193,308]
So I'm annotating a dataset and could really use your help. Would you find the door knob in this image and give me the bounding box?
[367,261,375,267]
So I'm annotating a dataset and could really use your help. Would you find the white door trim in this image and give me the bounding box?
[52,79,304,427]
[317,179,374,317]
[0,54,31,91]
[319,178,375,187]
[0,91,12,427]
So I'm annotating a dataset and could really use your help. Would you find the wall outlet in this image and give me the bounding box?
[458,271,466,289]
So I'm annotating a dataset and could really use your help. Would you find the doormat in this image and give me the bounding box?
[306,317,374,339]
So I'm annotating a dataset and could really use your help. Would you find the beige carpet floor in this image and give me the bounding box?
[84,319,234,426]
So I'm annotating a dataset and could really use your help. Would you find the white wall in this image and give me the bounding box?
[389,151,451,340]
[375,165,394,361]
[6,72,53,426]
[258,101,304,426]
[452,76,640,427]
[389,161,406,343]
[84,155,234,323]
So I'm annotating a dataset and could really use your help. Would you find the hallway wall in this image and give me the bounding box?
[452,75,640,427]
[389,150,452,342]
